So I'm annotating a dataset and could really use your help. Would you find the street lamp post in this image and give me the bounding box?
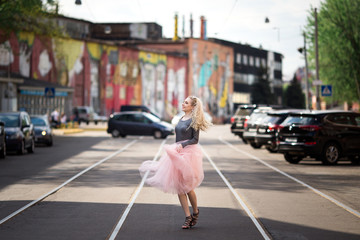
[298,32,310,110]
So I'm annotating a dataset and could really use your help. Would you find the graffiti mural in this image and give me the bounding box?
[188,39,233,119]
[139,51,167,117]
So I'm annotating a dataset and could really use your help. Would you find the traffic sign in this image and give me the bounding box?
[45,87,55,98]
[321,85,332,97]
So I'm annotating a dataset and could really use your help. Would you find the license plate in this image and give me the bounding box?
[258,128,266,133]
[249,128,257,132]
[236,123,243,127]
[286,137,297,143]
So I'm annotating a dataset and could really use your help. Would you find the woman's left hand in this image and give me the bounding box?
[176,144,183,152]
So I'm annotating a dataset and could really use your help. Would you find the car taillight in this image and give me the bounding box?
[244,119,248,128]
[299,125,321,131]
[230,117,235,123]
[305,141,317,145]
[268,124,280,132]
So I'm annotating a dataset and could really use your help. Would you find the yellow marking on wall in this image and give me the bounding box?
[139,51,167,65]
[86,42,102,60]
[103,45,118,56]
[219,81,228,108]
[55,38,84,71]
[18,32,35,46]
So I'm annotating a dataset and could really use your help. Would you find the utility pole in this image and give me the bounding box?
[315,8,320,109]
[303,32,310,109]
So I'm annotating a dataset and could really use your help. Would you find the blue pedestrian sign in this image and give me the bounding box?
[321,85,332,97]
[45,87,55,98]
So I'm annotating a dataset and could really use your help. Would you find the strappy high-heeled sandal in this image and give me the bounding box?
[191,209,199,227]
[182,216,193,229]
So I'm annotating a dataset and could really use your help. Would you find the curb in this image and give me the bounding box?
[53,129,85,135]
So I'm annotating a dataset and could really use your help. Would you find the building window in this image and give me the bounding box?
[255,57,260,67]
[243,54,248,65]
[275,61,282,71]
[261,59,266,67]
[236,53,241,64]
[249,56,254,66]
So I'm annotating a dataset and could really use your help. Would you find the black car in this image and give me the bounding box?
[107,111,174,139]
[30,115,53,146]
[230,104,257,143]
[0,112,35,154]
[243,107,273,148]
[0,121,6,158]
[120,105,161,119]
[278,110,360,165]
[255,109,303,153]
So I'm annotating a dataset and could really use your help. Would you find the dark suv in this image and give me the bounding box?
[242,107,273,148]
[230,104,257,143]
[278,110,360,165]
[255,109,303,153]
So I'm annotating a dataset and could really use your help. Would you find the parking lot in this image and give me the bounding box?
[0,124,359,239]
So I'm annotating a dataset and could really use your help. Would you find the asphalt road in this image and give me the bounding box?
[0,125,359,240]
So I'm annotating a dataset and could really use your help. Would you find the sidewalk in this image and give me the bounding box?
[52,122,107,135]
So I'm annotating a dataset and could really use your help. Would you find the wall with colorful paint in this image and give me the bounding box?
[187,38,233,120]
[0,31,189,120]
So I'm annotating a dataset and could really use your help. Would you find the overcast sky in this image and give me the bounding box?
[57,0,322,80]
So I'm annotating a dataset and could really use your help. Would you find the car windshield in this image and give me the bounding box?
[31,117,47,126]
[281,115,321,126]
[248,112,268,124]
[145,113,161,123]
[235,108,253,116]
[0,115,20,127]
[262,115,281,125]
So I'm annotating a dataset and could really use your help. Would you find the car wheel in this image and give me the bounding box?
[266,145,278,153]
[27,139,35,153]
[321,142,340,165]
[17,141,25,155]
[240,136,248,144]
[111,129,120,138]
[86,121,89,125]
[95,121,98,125]
[0,143,6,159]
[284,153,302,164]
[153,130,162,139]
[250,141,262,149]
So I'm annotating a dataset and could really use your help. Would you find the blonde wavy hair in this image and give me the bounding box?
[187,96,212,131]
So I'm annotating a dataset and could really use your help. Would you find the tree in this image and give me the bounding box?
[0,0,63,41]
[305,0,360,103]
[251,67,275,104]
[284,74,305,109]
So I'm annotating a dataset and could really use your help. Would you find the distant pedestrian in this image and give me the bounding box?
[139,96,211,229]
[51,109,59,127]
[60,113,67,127]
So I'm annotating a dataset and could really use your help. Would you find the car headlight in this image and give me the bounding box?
[41,130,47,136]
[9,132,22,139]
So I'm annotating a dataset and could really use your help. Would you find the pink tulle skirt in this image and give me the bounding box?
[139,142,204,194]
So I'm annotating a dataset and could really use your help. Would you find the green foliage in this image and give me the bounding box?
[251,67,275,104]
[305,0,360,102]
[0,0,64,40]
[283,74,305,109]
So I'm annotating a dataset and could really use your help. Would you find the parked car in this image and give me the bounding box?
[93,112,108,125]
[230,104,257,143]
[73,106,95,124]
[0,112,35,154]
[171,112,213,125]
[255,109,303,153]
[0,121,6,158]
[120,105,161,119]
[278,110,360,165]
[30,115,53,146]
[107,111,174,139]
[242,107,273,148]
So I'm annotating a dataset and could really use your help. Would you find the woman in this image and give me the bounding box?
[139,96,211,229]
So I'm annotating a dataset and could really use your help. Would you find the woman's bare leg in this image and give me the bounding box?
[178,193,191,216]
[187,190,198,213]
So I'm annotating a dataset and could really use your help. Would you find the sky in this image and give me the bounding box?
[56,0,322,81]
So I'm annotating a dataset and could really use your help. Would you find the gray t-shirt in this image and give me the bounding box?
[175,118,200,148]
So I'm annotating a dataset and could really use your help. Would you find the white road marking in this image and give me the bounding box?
[201,145,271,240]
[0,139,138,226]
[220,137,360,219]
[108,138,167,240]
